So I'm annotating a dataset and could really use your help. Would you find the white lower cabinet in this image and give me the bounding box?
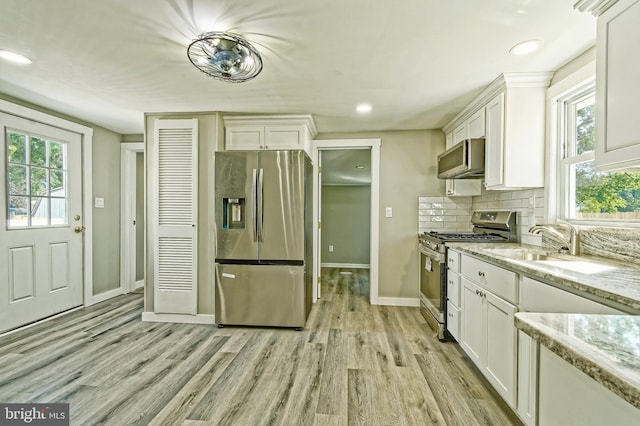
[460,274,517,408]
[538,346,639,425]
[517,276,626,426]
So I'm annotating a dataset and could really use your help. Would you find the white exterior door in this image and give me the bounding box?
[0,113,84,333]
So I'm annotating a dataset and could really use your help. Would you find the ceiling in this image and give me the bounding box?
[0,0,596,135]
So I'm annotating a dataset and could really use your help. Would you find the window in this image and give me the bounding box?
[559,84,640,222]
[6,129,68,228]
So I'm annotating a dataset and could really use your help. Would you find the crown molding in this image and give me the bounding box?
[574,0,619,16]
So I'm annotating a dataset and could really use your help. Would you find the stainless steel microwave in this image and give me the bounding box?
[437,138,485,179]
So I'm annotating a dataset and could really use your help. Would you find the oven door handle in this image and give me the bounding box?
[419,245,445,263]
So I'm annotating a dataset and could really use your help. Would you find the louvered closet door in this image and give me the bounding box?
[153,119,198,314]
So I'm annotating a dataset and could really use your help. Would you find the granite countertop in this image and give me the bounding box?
[515,312,640,410]
[445,242,640,312]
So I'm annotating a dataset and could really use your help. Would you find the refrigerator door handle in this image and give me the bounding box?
[251,168,258,242]
[258,168,264,242]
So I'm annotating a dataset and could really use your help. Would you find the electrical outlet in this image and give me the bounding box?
[528,196,535,208]
[328,245,334,252]
[385,207,393,218]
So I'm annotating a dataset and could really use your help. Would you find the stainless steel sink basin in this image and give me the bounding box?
[510,253,559,261]
[483,248,616,274]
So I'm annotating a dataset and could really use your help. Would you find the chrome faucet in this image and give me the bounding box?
[529,222,580,256]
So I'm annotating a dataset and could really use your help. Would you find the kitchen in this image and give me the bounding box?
[1,0,639,424]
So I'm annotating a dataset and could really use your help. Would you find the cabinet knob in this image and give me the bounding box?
[478,271,485,277]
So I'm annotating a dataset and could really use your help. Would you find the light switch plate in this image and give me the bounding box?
[385,207,393,218]
[95,197,105,208]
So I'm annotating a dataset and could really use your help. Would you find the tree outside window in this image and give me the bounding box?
[561,89,640,222]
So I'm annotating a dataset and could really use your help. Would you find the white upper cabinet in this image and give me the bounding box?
[595,0,640,170]
[452,108,485,144]
[224,115,317,156]
[443,73,552,191]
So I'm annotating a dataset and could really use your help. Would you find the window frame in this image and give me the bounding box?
[5,127,70,229]
[555,81,640,227]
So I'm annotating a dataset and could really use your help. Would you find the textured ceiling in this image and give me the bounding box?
[0,0,596,135]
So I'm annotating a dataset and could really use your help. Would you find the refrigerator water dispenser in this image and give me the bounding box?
[223,197,245,229]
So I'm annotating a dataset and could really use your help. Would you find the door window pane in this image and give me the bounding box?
[50,170,65,196]
[49,141,65,169]
[30,167,49,196]
[31,197,49,226]
[8,165,27,195]
[7,132,26,163]
[51,198,67,225]
[8,196,29,228]
[6,129,69,228]
[30,136,47,166]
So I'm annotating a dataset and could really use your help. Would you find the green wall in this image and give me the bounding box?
[321,185,371,265]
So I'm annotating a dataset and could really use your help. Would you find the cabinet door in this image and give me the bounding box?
[445,131,453,148]
[484,93,504,188]
[226,126,264,150]
[595,0,640,170]
[264,125,304,150]
[447,300,460,341]
[517,330,537,426]
[467,108,485,139]
[460,277,484,367]
[453,123,468,144]
[484,290,517,407]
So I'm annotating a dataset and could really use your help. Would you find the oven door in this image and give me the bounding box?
[419,245,446,325]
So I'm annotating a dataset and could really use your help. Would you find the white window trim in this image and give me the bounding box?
[547,65,640,228]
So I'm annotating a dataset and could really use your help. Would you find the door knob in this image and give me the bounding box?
[74,226,86,233]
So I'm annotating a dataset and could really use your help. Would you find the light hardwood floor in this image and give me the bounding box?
[0,268,521,425]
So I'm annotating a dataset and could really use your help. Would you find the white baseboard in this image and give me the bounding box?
[141,312,216,325]
[375,297,420,307]
[90,287,124,305]
[135,279,144,289]
[320,263,370,269]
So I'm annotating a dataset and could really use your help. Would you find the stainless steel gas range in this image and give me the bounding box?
[418,211,518,340]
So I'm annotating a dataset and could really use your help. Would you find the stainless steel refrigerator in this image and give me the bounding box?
[214,150,313,328]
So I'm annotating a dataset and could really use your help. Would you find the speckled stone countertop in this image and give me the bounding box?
[515,312,640,409]
[445,242,640,313]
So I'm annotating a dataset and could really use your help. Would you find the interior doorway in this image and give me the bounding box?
[313,139,380,304]
[120,143,145,293]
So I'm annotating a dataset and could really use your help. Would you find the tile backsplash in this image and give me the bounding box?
[418,187,640,263]
[472,188,545,245]
[418,196,473,234]
[417,188,545,243]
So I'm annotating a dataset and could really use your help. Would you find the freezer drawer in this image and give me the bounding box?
[215,263,308,328]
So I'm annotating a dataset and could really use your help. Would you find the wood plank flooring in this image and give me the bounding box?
[0,267,521,425]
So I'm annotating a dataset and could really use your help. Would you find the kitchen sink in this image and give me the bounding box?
[483,248,616,274]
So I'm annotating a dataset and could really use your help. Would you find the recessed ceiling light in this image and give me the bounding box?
[0,49,32,64]
[355,164,365,169]
[509,40,542,56]
[356,103,372,113]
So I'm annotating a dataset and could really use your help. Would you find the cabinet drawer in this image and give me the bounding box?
[447,250,461,273]
[446,300,460,341]
[520,277,624,314]
[447,272,461,306]
[461,254,517,304]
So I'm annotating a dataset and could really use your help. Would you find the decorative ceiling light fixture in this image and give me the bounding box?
[187,32,263,83]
